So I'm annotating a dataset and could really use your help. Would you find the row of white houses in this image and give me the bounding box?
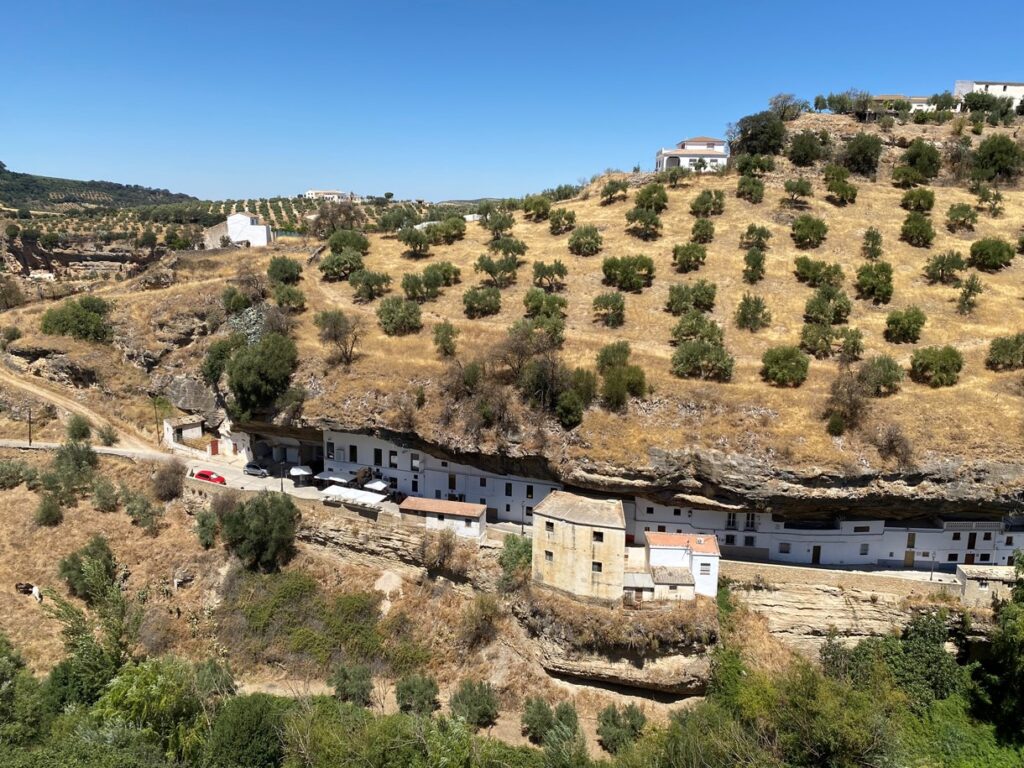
[233,427,1021,572]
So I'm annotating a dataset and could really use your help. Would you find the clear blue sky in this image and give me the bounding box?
[3,0,1020,202]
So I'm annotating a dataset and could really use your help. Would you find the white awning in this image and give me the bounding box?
[364,479,388,492]
[320,486,388,507]
[314,471,349,484]
[289,465,313,477]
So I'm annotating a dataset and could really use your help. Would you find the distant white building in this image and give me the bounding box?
[202,212,274,250]
[954,80,1024,110]
[655,136,728,173]
[304,190,362,203]
[873,94,936,113]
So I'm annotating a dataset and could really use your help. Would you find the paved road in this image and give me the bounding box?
[182,458,325,500]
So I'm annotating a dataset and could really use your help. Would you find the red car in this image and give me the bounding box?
[194,469,226,485]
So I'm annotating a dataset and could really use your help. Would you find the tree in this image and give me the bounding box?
[973,134,1023,181]
[488,235,528,259]
[58,535,116,603]
[318,248,363,281]
[315,310,361,365]
[549,207,576,234]
[743,247,766,283]
[791,215,828,249]
[482,210,514,239]
[136,229,157,249]
[153,458,185,501]
[597,703,646,754]
[396,674,439,715]
[843,133,884,175]
[884,306,926,343]
[788,131,825,166]
[600,179,628,204]
[762,346,810,386]
[397,226,430,257]
[691,218,715,244]
[523,288,566,319]
[910,346,964,387]
[600,364,646,409]
[449,679,498,729]
[957,273,983,315]
[671,337,734,381]
[901,139,941,178]
[327,229,370,256]
[66,414,91,441]
[625,206,662,239]
[784,177,813,206]
[596,341,631,373]
[986,333,1024,370]
[804,284,852,325]
[522,697,556,744]
[768,92,808,121]
[330,664,373,706]
[672,243,706,273]
[266,256,302,285]
[463,286,501,318]
[735,293,771,331]
[40,296,113,343]
[945,203,977,232]
[689,189,725,217]
[204,693,288,768]
[969,238,1015,271]
[730,111,786,156]
[901,187,935,212]
[376,297,421,336]
[432,320,459,357]
[666,280,716,315]
[592,292,625,327]
[855,261,894,303]
[523,195,552,221]
[826,176,858,206]
[474,253,519,287]
[634,183,668,213]
[735,154,775,176]
[220,492,299,571]
[892,165,925,188]
[568,224,602,255]
[736,174,765,203]
[856,355,904,396]
[900,212,935,248]
[273,284,305,312]
[202,334,245,384]
[226,333,297,416]
[862,227,883,260]
[532,260,568,291]
[350,269,392,301]
[602,255,654,291]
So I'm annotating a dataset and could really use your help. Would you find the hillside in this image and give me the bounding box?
[0,160,196,212]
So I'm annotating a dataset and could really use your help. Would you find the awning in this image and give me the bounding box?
[320,486,388,508]
[364,479,388,493]
[314,471,349,484]
[289,465,313,477]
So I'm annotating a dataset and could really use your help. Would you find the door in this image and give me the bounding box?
[811,546,821,565]
[965,553,976,565]
[209,440,218,456]
[904,550,915,567]
[967,532,977,549]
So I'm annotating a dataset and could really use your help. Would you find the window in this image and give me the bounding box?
[706,142,715,149]
[410,453,420,471]
[412,479,418,492]
[593,531,604,543]
[859,543,869,556]
[388,477,397,489]
[979,579,989,590]
[952,532,961,541]
[504,504,510,512]
[373,448,383,466]
[657,525,666,533]
[669,585,678,592]
[745,513,756,530]
[505,482,512,497]
[326,441,335,460]
[980,553,991,562]
[464,519,471,527]
[591,562,603,573]
[921,552,930,558]
[479,477,486,487]
[744,536,755,547]
[947,553,958,562]
[441,461,448,467]
[388,450,398,469]
[526,507,533,516]
[545,521,554,533]
[348,445,357,462]
[726,512,737,530]
[725,535,735,546]
[1007,536,1015,546]
[448,474,456,491]
[699,563,711,576]
[437,514,445,522]
[983,532,992,541]
[526,485,534,499]
[673,508,681,516]
[853,525,870,533]
[479,498,485,505]
[646,506,654,515]
[434,490,441,499]
[544,550,553,562]
[779,542,791,554]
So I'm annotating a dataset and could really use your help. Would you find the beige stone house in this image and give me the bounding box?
[957,564,1017,607]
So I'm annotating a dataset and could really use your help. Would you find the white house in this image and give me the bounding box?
[655,136,728,173]
[304,189,344,202]
[202,212,274,249]
[954,80,1024,110]
[644,532,720,599]
[398,496,487,540]
[163,415,203,446]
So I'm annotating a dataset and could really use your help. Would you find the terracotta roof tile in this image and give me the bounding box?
[399,496,486,519]
[645,532,720,556]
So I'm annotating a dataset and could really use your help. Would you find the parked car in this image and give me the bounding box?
[243,462,269,478]
[194,469,226,485]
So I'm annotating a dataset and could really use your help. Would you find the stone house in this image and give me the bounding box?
[398,496,487,540]
[957,564,1017,607]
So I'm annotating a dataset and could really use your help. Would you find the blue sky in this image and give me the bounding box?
[3,0,1020,201]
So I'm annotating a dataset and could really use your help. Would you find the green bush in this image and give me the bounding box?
[597,703,646,755]
[123,489,161,535]
[946,203,978,232]
[66,414,91,441]
[691,218,715,244]
[226,333,297,417]
[58,535,116,602]
[350,269,392,301]
[376,297,422,336]
[522,697,555,744]
[554,390,584,428]
[793,256,843,288]
[624,206,662,239]
[432,320,459,357]
[602,255,654,291]
[736,175,765,203]
[901,212,935,248]
[892,165,925,188]
[784,177,813,205]
[395,673,439,715]
[901,139,942,178]
[884,306,927,343]
[791,215,828,249]
[635,183,668,213]
[401,273,436,302]
[318,248,364,281]
[671,338,734,382]
[523,195,552,221]
[735,154,776,175]
[202,334,246,384]
[449,679,498,729]
[843,133,883,175]
[474,253,519,287]
[862,227,883,260]
[35,493,63,526]
[985,333,1024,370]
[672,242,707,273]
[330,664,373,707]
[601,364,646,410]
[488,235,528,259]
[968,238,1015,271]
[196,510,218,549]
[220,492,299,572]
[328,229,370,255]
[972,133,1024,182]
[857,355,904,396]
[827,177,858,205]
[740,224,772,250]
[567,224,602,255]
[671,309,723,345]
[735,293,771,331]
[596,341,631,373]
[523,288,566,319]
[40,296,113,343]
[96,423,118,447]
[600,179,628,204]
[203,693,288,768]
[804,285,852,325]
[152,459,185,501]
[957,273,983,315]
[273,284,305,312]
[923,251,966,284]
[855,261,894,303]
[731,110,786,156]
[690,189,725,217]
[666,280,716,314]
[463,286,501,318]
[910,346,964,387]
[549,207,576,235]
[532,260,568,291]
[266,256,302,285]
[761,346,810,387]
[901,188,935,212]
[592,292,625,327]
[397,226,430,256]
[788,130,826,166]
[743,247,766,283]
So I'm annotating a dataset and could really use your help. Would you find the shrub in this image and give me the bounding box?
[957,273,983,315]
[350,269,391,301]
[635,183,668,213]
[761,346,810,386]
[266,256,302,285]
[973,134,1023,182]
[474,253,519,287]
[555,390,584,428]
[567,224,602,255]
[226,333,298,416]
[735,293,771,331]
[66,414,92,441]
[597,703,646,755]
[986,333,1024,370]
[624,206,662,239]
[449,679,498,729]
[900,212,935,248]
[736,174,765,203]
[892,165,925,188]
[315,309,361,365]
[910,346,964,387]
[735,154,776,175]
[601,364,646,409]
[549,207,576,234]
[968,238,1015,271]
[827,177,858,205]
[376,297,421,336]
[522,697,555,744]
[92,476,119,512]
[740,224,772,250]
[124,490,161,535]
[396,674,439,715]
[672,242,706,273]
[532,260,568,291]
[152,459,185,501]
[784,177,813,205]
[329,664,373,707]
[423,260,461,287]
[690,189,725,217]
[791,215,828,249]
[855,261,894,303]
[946,203,978,232]
[794,256,843,287]
[273,284,305,312]
[35,493,63,526]
[523,194,552,221]
[731,110,786,156]
[58,535,116,602]
[196,510,218,549]
[463,286,501,318]
[328,229,370,255]
[220,492,299,572]
[596,341,631,373]
[397,226,430,256]
[902,139,942,178]
[433,320,459,357]
[857,355,904,396]
[96,423,118,447]
[488,235,528,259]
[670,309,723,345]
[203,693,287,768]
[901,187,935,212]
[691,218,715,244]
[602,255,654,291]
[4,224,19,239]
[523,288,566,320]
[592,292,625,327]
[671,338,734,381]
[600,179,628,204]
[788,130,825,166]
[666,280,716,314]
[843,133,883,175]
[804,285,852,325]
[884,306,926,343]
[923,251,965,284]
[40,296,113,342]
[743,247,766,283]
[862,227,883,260]
[318,248,364,281]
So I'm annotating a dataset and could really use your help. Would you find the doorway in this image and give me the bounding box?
[965,553,976,565]
[967,532,977,549]
[811,545,821,565]
[904,550,915,567]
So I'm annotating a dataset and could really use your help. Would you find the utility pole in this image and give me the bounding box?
[152,399,160,445]
[27,407,31,447]
[280,462,284,493]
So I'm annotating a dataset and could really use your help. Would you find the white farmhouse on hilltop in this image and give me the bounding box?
[955,79,1024,110]
[655,136,728,173]
[202,212,275,249]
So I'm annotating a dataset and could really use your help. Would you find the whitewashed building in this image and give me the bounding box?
[954,80,1024,110]
[398,496,487,540]
[655,136,728,173]
[202,212,274,249]
[644,532,720,599]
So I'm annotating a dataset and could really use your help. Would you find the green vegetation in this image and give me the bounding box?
[862,227,883,259]
[266,256,302,285]
[946,202,978,232]
[602,255,654,291]
[0,161,196,210]
[666,280,716,314]
[735,174,765,203]
[319,248,364,281]
[884,306,927,343]
[793,256,843,287]
[690,189,725,217]
[854,261,894,303]
[350,269,392,301]
[463,286,501,318]
[743,247,766,283]
[734,293,771,331]
[787,130,826,166]
[791,215,828,249]
[226,333,297,417]
[376,297,422,336]
[219,492,298,572]
[924,250,966,284]
[761,346,810,386]
[592,292,625,327]
[910,346,964,387]
[567,224,602,255]
[548,207,576,234]
[597,703,646,755]
[40,296,113,343]
[901,211,935,247]
[449,679,498,730]
[969,238,1015,271]
[395,673,439,715]
[901,187,935,212]
[672,242,706,273]
[690,217,714,244]
[432,320,459,357]
[843,132,883,175]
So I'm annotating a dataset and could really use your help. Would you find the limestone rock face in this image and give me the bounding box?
[161,375,222,425]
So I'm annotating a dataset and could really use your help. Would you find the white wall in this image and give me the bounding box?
[420,512,485,540]
[226,214,273,247]
[691,554,719,597]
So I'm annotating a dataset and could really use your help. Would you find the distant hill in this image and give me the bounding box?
[0,160,196,211]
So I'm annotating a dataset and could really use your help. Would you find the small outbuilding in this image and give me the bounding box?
[645,532,721,598]
[957,564,1017,607]
[163,415,204,446]
[399,496,487,540]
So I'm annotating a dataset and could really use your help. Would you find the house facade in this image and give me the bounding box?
[645,532,720,598]
[398,496,487,540]
[957,564,1017,607]
[202,212,274,249]
[655,136,728,173]
[954,80,1024,110]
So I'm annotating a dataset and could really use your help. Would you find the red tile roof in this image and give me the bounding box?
[399,496,486,519]
[659,148,727,157]
[680,136,725,144]
[645,532,720,556]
